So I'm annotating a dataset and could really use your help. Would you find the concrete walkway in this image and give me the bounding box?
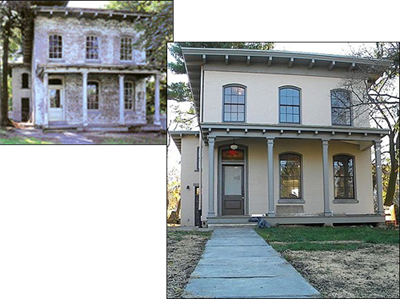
[16,128,94,144]
[184,227,320,298]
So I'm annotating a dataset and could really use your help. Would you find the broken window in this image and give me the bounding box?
[86,36,99,60]
[120,37,133,61]
[87,81,99,110]
[49,35,62,59]
[124,81,135,110]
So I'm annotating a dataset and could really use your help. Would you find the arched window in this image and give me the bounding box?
[333,155,355,199]
[331,90,351,125]
[22,73,29,89]
[279,87,300,123]
[279,153,301,199]
[223,85,245,122]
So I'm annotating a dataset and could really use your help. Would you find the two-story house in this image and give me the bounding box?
[171,47,391,227]
[11,6,162,129]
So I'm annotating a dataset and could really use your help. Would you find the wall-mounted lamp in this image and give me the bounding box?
[186,185,190,189]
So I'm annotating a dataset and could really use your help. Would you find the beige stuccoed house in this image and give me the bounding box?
[10,6,162,130]
[170,47,391,227]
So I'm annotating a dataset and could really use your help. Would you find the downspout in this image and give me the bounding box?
[199,65,204,225]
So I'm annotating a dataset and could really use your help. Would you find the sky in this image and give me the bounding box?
[67,1,109,9]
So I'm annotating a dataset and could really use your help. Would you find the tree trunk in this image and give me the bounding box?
[1,19,12,127]
[384,131,399,206]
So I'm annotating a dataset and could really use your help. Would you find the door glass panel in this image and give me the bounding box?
[50,89,61,108]
[224,166,242,195]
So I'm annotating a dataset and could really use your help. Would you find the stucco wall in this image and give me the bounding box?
[12,66,31,122]
[202,66,370,128]
[180,135,200,226]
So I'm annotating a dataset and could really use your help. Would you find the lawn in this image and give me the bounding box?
[82,132,166,145]
[256,225,399,298]
[255,225,399,251]
[0,136,53,144]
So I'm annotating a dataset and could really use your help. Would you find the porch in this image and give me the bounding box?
[202,123,389,225]
[35,64,162,128]
[207,214,385,226]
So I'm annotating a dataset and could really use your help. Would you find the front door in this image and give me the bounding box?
[48,87,64,122]
[222,165,244,215]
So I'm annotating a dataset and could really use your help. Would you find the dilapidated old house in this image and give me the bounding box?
[11,6,163,129]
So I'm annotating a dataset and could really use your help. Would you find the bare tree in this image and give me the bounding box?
[342,43,399,212]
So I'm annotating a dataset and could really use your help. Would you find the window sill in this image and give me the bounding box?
[333,199,359,204]
[85,59,101,63]
[47,59,65,63]
[278,199,305,204]
[88,110,101,113]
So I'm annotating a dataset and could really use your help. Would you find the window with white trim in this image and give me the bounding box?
[49,35,62,59]
[120,37,133,61]
[124,81,135,110]
[87,81,99,110]
[86,36,99,60]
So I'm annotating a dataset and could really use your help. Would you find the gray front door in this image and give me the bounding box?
[222,165,244,215]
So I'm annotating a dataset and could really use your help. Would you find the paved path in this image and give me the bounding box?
[184,227,320,298]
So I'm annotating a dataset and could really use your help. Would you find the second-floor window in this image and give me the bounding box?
[49,35,62,59]
[279,87,300,124]
[331,90,351,126]
[223,85,245,122]
[120,37,133,61]
[86,36,99,60]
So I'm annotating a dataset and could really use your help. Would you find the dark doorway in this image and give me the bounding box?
[21,98,30,122]
[194,186,201,227]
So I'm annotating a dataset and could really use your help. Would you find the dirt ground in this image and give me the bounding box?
[167,228,212,298]
[284,244,400,298]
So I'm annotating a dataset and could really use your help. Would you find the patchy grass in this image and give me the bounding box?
[0,136,53,144]
[256,225,399,298]
[168,229,212,298]
[88,133,166,145]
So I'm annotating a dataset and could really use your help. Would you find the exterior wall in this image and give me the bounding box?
[12,66,31,122]
[202,65,370,128]
[62,74,146,125]
[31,15,146,126]
[33,16,145,66]
[180,135,200,226]
[201,138,374,218]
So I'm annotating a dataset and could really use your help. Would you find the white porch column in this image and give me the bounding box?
[208,137,216,218]
[43,72,49,127]
[267,138,275,217]
[374,140,384,215]
[154,74,161,125]
[119,75,125,125]
[82,71,88,126]
[322,139,333,216]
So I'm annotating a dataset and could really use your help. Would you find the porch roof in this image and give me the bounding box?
[169,130,200,152]
[36,64,162,77]
[201,122,389,149]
